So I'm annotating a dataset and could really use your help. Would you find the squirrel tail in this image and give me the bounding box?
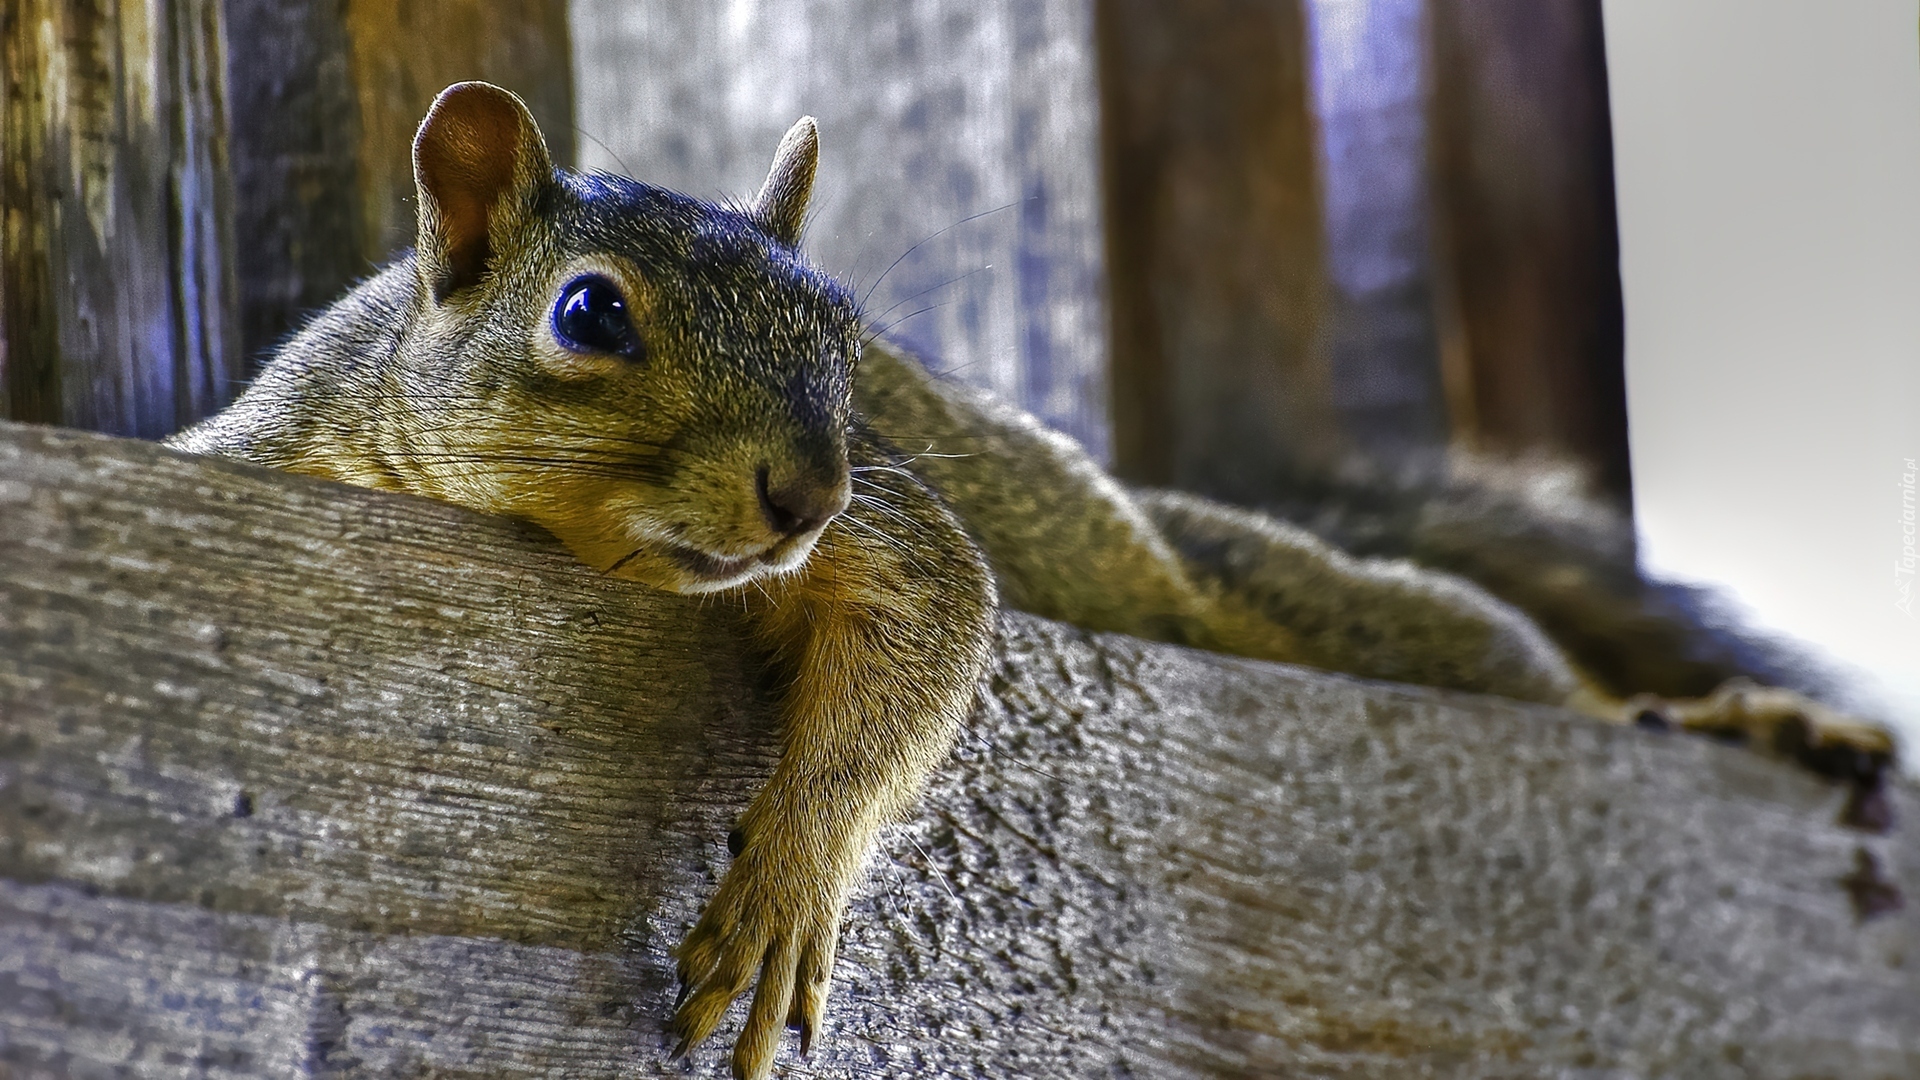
[1249,450,1860,710]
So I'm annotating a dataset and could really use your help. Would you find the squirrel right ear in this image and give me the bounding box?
[752,117,818,247]
[412,82,554,302]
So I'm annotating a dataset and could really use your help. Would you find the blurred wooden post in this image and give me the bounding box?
[1,0,241,437]
[1097,0,1338,500]
[1099,0,1632,508]
[1428,0,1632,505]
[1302,0,1454,481]
[569,0,1114,461]
[223,0,575,364]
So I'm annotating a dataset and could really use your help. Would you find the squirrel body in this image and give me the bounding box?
[169,82,1895,1078]
[171,84,995,1078]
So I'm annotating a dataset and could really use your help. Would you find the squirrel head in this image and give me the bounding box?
[386,82,856,594]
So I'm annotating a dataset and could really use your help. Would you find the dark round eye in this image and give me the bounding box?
[552,275,644,360]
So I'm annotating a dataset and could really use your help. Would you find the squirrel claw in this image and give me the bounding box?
[1631,681,1898,830]
[1841,772,1895,834]
[672,825,850,1076]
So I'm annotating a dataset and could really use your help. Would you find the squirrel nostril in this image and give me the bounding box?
[755,466,803,534]
[756,464,846,537]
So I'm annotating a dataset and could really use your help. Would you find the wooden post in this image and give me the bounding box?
[569,0,1114,461]
[1428,0,1631,504]
[3,1,576,432]
[1,0,240,437]
[1097,0,1338,500]
[1302,0,1454,481]
[222,0,575,364]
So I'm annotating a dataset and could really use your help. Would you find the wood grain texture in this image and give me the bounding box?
[219,0,575,365]
[1,420,1916,1078]
[1302,0,1452,481]
[0,0,241,436]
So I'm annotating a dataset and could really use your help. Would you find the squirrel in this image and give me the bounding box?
[169,82,998,1079]
[168,82,1897,1078]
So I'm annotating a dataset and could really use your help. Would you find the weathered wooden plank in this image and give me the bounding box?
[1,420,1915,1078]
[0,0,240,436]
[570,0,1113,460]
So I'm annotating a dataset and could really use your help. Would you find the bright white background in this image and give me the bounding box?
[1603,0,1920,753]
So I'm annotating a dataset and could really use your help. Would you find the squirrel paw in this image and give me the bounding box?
[670,830,847,1080]
[1630,679,1898,832]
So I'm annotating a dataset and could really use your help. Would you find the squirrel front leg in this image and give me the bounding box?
[670,434,996,1080]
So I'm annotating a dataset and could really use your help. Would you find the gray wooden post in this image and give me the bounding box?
[570,0,1113,461]
[1305,0,1453,477]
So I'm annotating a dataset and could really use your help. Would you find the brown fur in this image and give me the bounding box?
[170,81,1894,1078]
[171,84,993,1080]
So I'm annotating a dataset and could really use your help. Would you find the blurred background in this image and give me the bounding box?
[4,0,1914,746]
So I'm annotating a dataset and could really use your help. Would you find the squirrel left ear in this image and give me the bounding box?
[752,117,818,246]
[412,82,554,302]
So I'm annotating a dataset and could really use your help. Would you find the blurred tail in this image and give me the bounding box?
[1255,450,1860,709]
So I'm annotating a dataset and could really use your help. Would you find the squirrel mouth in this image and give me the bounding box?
[664,542,766,582]
[661,531,817,586]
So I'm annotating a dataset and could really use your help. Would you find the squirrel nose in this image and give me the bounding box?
[755,465,849,537]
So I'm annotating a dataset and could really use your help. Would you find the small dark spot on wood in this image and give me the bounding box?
[728,828,746,856]
[1838,848,1903,922]
[233,791,254,818]
[1632,709,1670,732]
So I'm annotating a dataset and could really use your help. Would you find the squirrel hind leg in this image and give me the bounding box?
[1627,679,1898,832]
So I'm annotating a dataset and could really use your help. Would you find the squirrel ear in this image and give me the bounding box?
[412,82,554,302]
[752,117,818,246]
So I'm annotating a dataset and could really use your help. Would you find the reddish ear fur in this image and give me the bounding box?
[412,82,553,301]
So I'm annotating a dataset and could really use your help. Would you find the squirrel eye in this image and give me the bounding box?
[552,275,644,360]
